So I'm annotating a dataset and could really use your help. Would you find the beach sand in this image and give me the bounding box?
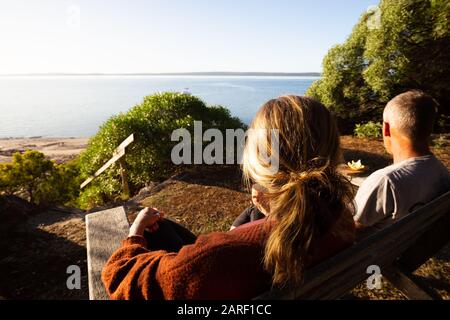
[0,137,89,164]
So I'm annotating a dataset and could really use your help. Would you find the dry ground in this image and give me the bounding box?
[0,135,449,299]
[0,137,88,164]
[0,209,88,299]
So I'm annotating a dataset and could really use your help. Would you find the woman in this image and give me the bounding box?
[102,95,355,299]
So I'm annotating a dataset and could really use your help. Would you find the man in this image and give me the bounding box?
[354,90,450,231]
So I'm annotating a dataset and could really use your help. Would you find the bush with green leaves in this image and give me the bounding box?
[354,121,383,139]
[0,150,81,206]
[78,92,246,209]
[36,160,82,207]
[307,0,450,133]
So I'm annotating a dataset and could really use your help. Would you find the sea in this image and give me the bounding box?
[0,75,319,138]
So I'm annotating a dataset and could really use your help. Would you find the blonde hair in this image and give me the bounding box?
[242,95,353,288]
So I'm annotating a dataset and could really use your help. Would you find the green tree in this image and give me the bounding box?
[8,151,54,204]
[354,121,383,138]
[34,160,82,207]
[78,92,246,209]
[0,151,81,206]
[0,163,20,195]
[307,0,450,133]
[307,18,369,113]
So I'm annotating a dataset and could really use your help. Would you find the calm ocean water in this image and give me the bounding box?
[0,76,318,138]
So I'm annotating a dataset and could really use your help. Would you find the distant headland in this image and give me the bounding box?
[1,72,321,77]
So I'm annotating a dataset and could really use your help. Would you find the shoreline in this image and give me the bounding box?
[0,136,90,140]
[0,137,89,164]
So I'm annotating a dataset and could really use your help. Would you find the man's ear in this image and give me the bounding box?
[383,121,391,137]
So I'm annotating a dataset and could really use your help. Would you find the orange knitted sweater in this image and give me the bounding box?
[102,212,355,300]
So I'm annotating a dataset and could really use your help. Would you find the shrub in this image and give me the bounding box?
[78,92,246,209]
[77,184,108,209]
[354,121,383,138]
[0,151,81,206]
[0,151,54,204]
[431,134,448,149]
[35,160,82,207]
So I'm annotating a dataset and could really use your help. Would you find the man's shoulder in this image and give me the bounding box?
[362,166,395,188]
[360,155,450,192]
[385,155,449,182]
[371,158,419,177]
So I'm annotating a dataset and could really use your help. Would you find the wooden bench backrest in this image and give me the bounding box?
[255,190,450,299]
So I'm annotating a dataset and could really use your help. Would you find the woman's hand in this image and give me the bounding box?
[129,207,165,237]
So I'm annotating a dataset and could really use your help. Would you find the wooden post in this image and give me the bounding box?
[80,134,134,190]
[383,266,434,300]
[119,158,130,197]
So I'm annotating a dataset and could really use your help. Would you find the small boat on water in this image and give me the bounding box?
[181,88,191,95]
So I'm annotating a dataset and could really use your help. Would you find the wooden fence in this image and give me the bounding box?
[80,134,134,196]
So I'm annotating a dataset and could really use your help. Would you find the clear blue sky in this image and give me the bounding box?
[0,0,378,74]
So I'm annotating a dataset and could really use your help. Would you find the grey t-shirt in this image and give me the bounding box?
[354,154,450,228]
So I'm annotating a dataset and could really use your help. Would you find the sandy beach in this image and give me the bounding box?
[0,137,89,164]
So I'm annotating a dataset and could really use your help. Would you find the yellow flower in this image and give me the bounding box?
[347,160,365,171]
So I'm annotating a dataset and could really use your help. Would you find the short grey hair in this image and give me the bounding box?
[384,90,437,141]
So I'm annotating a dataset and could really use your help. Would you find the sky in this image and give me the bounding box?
[0,0,378,74]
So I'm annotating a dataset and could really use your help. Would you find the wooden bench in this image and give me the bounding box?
[86,190,450,300]
[85,207,130,300]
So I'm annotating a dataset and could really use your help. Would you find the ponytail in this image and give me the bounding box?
[242,95,354,289]
[264,162,349,288]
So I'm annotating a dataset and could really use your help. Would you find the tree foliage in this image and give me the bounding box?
[78,92,246,209]
[307,0,450,133]
[0,151,81,206]
[354,121,383,138]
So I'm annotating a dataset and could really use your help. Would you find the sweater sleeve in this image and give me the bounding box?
[101,231,270,300]
[354,173,396,226]
[101,236,170,299]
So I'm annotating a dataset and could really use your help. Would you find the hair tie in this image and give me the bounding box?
[289,171,309,183]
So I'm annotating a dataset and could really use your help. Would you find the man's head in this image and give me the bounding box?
[382,90,437,154]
